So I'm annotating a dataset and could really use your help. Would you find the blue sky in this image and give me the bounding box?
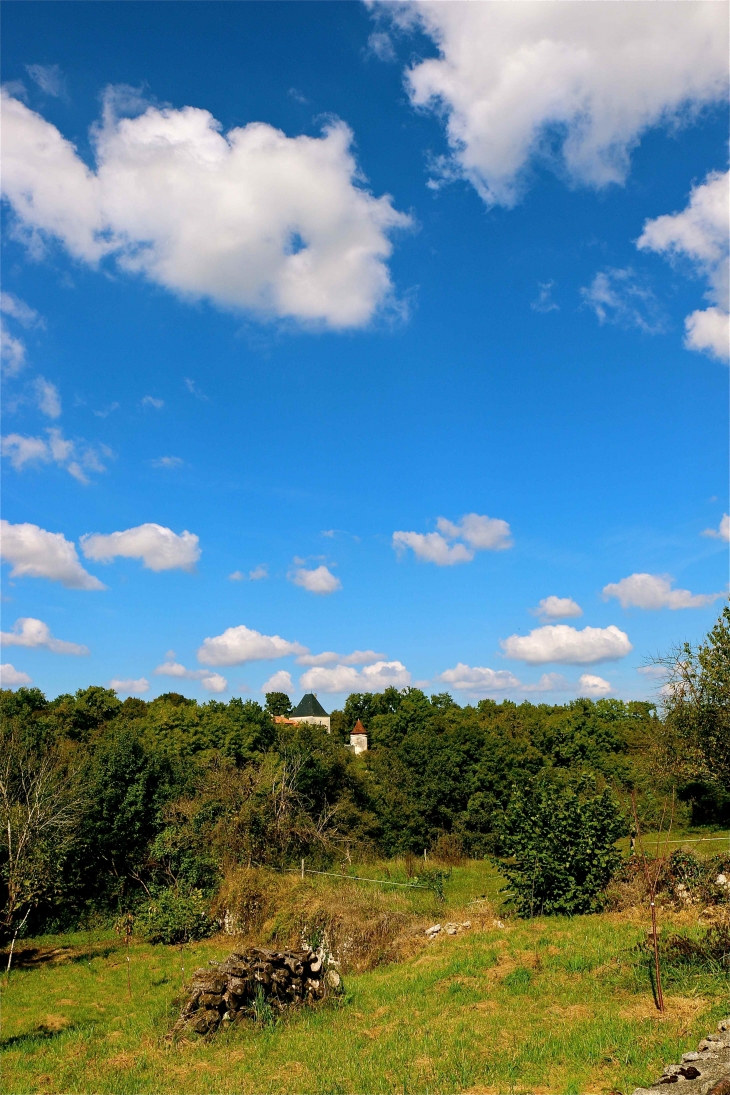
[1,1,728,708]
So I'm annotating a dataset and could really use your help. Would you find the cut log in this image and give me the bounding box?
[170,946,342,1039]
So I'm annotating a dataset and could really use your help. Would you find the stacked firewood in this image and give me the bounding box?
[170,947,341,1036]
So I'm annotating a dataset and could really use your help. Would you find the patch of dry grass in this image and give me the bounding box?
[2,861,728,1094]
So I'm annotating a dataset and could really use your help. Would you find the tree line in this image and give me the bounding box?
[1,606,727,938]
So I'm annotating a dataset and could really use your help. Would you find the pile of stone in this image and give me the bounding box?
[170,947,341,1036]
[631,1018,730,1095]
[425,920,472,938]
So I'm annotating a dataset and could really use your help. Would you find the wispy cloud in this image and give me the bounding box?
[25,63,67,98]
[581,267,667,333]
[531,280,559,313]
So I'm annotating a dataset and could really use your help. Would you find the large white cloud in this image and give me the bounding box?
[0,520,105,590]
[437,663,521,694]
[531,596,582,621]
[501,623,632,665]
[0,663,32,687]
[393,511,511,566]
[379,2,728,207]
[702,514,730,543]
[197,624,307,667]
[1,617,89,655]
[602,573,722,610]
[154,660,227,693]
[299,659,411,694]
[81,523,200,572]
[638,169,729,362]
[1,90,409,329]
[288,564,342,595]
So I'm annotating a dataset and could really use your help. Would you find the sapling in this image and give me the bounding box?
[631,790,675,1012]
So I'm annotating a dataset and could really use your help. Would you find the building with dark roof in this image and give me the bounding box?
[290,693,330,731]
[348,718,368,755]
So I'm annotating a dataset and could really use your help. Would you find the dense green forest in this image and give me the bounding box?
[2,607,728,937]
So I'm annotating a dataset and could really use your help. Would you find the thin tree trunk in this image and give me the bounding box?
[5,907,31,981]
[650,899,664,1011]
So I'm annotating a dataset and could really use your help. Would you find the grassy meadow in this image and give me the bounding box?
[2,855,728,1095]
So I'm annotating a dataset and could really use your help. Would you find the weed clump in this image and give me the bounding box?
[659,922,730,974]
[136,888,216,945]
[607,850,730,911]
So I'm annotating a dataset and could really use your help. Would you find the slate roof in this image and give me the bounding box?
[291,693,329,717]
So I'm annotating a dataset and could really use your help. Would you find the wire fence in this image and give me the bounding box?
[276,864,432,890]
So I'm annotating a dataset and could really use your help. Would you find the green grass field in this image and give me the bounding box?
[2,857,728,1095]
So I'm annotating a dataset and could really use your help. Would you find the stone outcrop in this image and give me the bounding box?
[169,947,341,1037]
[632,1018,730,1095]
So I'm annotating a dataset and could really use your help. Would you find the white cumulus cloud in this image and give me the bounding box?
[110,677,150,695]
[602,573,722,610]
[1,89,410,329]
[0,663,32,687]
[393,512,511,566]
[436,513,512,551]
[0,519,105,590]
[684,307,729,361]
[261,670,294,694]
[379,2,728,207]
[532,596,582,621]
[578,673,612,697]
[501,624,632,665]
[197,624,307,667]
[437,663,521,694]
[288,564,341,594]
[638,169,729,362]
[81,523,200,572]
[392,530,473,566]
[154,660,227,692]
[299,659,411,694]
[702,514,730,543]
[0,616,89,655]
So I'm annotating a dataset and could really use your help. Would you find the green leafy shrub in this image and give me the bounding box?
[136,888,216,944]
[494,779,626,917]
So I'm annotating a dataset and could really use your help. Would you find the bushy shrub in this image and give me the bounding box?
[494,779,626,916]
[136,888,216,944]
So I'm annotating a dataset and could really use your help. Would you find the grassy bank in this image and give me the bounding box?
[2,860,728,1095]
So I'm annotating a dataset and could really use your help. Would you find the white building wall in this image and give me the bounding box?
[290,715,331,732]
